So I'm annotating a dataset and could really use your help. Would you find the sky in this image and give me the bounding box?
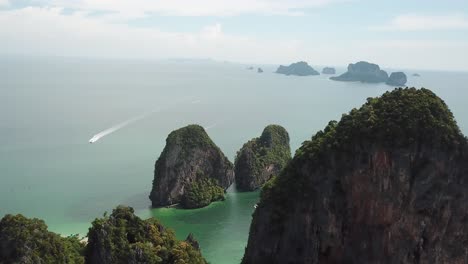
[1,0,468,71]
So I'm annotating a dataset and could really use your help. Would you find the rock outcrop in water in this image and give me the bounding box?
[242,88,468,264]
[330,61,388,83]
[0,214,85,263]
[321,67,336,74]
[149,124,234,209]
[276,61,320,76]
[235,125,291,191]
[257,68,264,73]
[413,73,421,77]
[86,206,206,264]
[386,72,407,86]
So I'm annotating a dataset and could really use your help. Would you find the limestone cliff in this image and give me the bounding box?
[149,125,234,208]
[242,88,468,264]
[235,125,291,191]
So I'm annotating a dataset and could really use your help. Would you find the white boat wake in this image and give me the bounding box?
[89,100,201,143]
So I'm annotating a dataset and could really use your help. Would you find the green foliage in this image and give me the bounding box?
[235,125,291,188]
[295,87,462,161]
[85,205,207,264]
[0,214,85,264]
[259,88,465,225]
[165,124,217,152]
[181,178,225,209]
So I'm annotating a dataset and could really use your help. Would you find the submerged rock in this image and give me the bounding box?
[235,125,291,191]
[275,61,320,76]
[386,71,407,86]
[149,124,234,208]
[330,61,388,83]
[86,206,207,264]
[242,88,468,264]
[321,67,336,74]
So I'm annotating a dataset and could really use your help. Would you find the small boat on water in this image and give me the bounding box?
[89,135,99,143]
[253,204,258,209]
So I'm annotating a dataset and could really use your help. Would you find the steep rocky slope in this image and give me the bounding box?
[235,125,291,191]
[149,124,234,208]
[243,88,468,264]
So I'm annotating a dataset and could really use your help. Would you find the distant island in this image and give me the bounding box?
[257,67,263,73]
[330,61,388,83]
[330,61,407,85]
[413,73,421,77]
[322,67,336,74]
[247,66,254,70]
[149,125,234,209]
[275,61,320,76]
[386,72,407,86]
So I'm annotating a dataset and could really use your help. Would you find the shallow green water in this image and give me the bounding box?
[142,191,259,263]
[1,56,467,263]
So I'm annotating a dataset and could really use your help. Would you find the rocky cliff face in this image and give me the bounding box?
[330,61,388,83]
[235,125,291,191]
[386,71,407,86]
[276,61,320,76]
[149,125,234,208]
[243,88,468,264]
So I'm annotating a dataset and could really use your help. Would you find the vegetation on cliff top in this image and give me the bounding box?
[259,87,465,223]
[0,214,85,264]
[158,124,220,162]
[164,124,216,150]
[235,125,291,189]
[86,205,206,264]
[181,177,225,209]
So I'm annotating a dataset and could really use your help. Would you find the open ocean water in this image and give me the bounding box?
[1,56,467,263]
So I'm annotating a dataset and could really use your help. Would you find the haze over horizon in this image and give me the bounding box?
[1,0,468,71]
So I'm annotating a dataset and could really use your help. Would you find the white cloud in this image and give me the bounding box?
[0,7,304,62]
[371,14,468,31]
[27,0,346,18]
[0,0,9,7]
[1,7,468,71]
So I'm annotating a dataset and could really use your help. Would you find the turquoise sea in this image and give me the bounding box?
[1,56,467,263]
